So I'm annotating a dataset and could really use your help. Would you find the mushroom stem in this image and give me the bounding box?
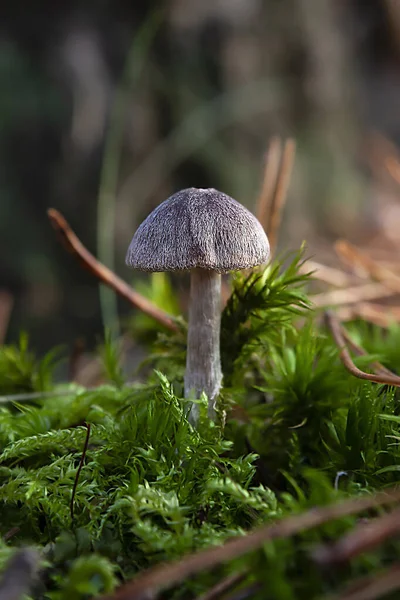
[185,269,222,423]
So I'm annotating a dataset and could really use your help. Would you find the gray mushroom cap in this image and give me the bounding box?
[126,187,270,273]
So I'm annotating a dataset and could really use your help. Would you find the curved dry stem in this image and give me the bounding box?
[47,209,178,332]
[325,310,400,387]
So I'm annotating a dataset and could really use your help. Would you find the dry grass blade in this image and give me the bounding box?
[68,338,86,381]
[267,138,296,255]
[222,582,261,600]
[102,488,400,600]
[340,329,394,378]
[336,303,400,328]
[47,209,178,332]
[327,563,400,600]
[0,291,14,345]
[256,136,282,231]
[386,154,400,186]
[313,507,400,566]
[336,302,390,327]
[324,310,400,386]
[300,261,352,287]
[195,571,247,600]
[364,131,400,190]
[357,303,400,325]
[3,528,20,542]
[335,240,400,294]
[311,283,395,308]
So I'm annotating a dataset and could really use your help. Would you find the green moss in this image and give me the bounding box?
[1,254,400,598]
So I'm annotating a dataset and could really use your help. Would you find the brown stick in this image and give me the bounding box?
[102,488,400,600]
[0,291,14,345]
[363,131,400,191]
[386,155,400,186]
[357,303,400,326]
[340,328,394,378]
[314,507,400,567]
[336,303,400,328]
[195,571,247,600]
[3,527,20,542]
[300,261,352,287]
[324,310,400,386]
[256,137,282,231]
[335,240,400,294]
[47,209,178,332]
[311,283,395,308]
[327,563,400,600]
[68,338,86,381]
[267,139,296,255]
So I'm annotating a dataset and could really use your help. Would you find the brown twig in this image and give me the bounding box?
[256,137,282,231]
[386,155,400,187]
[47,209,178,332]
[222,582,262,600]
[336,303,400,328]
[0,291,14,345]
[68,338,86,381]
[300,261,352,287]
[357,303,400,326]
[70,423,91,521]
[326,563,400,600]
[364,131,400,191]
[195,571,247,600]
[3,528,20,542]
[311,282,395,308]
[324,310,400,386]
[101,488,400,600]
[340,328,394,378]
[267,139,296,255]
[335,240,400,294]
[313,507,400,567]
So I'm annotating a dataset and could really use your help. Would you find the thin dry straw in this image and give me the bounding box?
[386,155,400,186]
[326,563,400,600]
[255,137,296,257]
[301,260,352,287]
[256,136,282,230]
[101,488,400,600]
[0,291,13,345]
[324,310,400,387]
[194,572,247,600]
[336,303,400,328]
[48,208,178,332]
[340,328,395,378]
[267,138,296,255]
[313,507,400,567]
[335,239,400,294]
[312,282,396,307]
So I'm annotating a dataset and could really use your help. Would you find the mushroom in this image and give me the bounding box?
[126,188,270,423]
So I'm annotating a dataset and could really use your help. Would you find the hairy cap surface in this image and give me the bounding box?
[126,187,270,273]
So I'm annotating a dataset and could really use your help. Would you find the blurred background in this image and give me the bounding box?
[1,0,400,356]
